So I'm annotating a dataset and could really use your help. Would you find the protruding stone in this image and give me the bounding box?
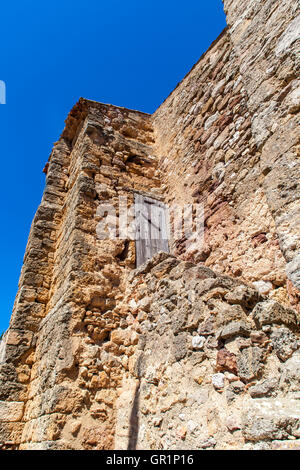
[219,321,250,340]
[252,300,299,329]
[212,373,225,389]
[191,335,206,350]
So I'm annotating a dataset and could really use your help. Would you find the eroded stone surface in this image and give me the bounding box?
[0,0,299,451]
[113,254,300,450]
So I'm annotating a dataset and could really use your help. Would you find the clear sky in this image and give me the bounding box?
[0,0,226,333]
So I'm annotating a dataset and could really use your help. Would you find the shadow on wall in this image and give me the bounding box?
[127,382,141,450]
[127,355,143,450]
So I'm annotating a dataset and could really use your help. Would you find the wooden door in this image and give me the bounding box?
[134,194,169,267]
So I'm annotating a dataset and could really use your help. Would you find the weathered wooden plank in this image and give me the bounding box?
[134,194,169,267]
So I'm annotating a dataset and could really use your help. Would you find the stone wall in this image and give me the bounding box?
[0,0,299,450]
[0,99,162,449]
[223,0,300,306]
[114,253,300,450]
[153,2,299,309]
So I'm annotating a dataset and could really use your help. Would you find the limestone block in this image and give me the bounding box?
[0,401,24,422]
[252,300,299,328]
[242,398,300,441]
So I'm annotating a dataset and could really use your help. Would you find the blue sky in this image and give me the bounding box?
[0,0,226,333]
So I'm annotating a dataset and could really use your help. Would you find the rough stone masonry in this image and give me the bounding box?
[0,0,299,450]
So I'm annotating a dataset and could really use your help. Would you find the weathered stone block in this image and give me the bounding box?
[0,401,24,422]
[219,320,251,340]
[271,327,300,361]
[242,398,300,442]
[248,378,278,398]
[252,300,299,328]
[237,347,265,382]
